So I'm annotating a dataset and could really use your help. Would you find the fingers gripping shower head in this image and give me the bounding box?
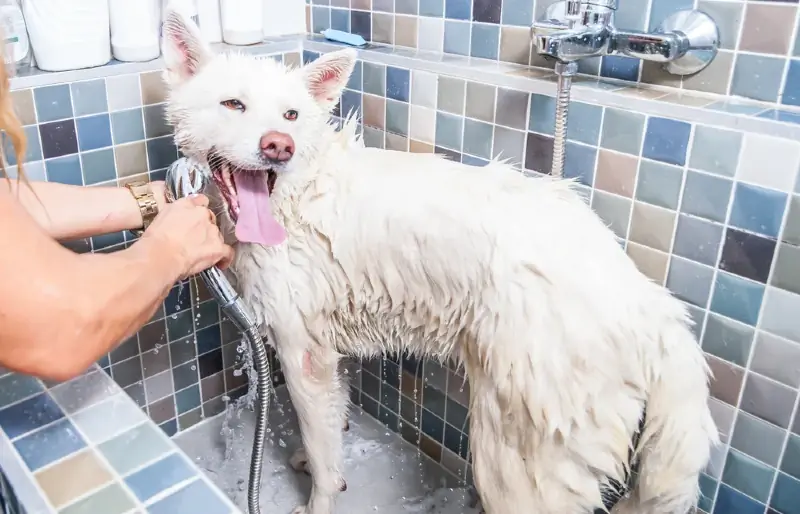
[165,156,211,202]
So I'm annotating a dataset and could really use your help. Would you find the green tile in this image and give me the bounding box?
[59,483,136,514]
[721,449,775,503]
[98,424,172,476]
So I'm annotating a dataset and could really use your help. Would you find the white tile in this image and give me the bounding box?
[106,74,142,111]
[761,286,800,343]
[410,69,438,108]
[409,105,435,144]
[736,133,800,192]
[417,17,444,53]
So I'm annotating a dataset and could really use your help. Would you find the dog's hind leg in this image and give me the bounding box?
[276,333,348,514]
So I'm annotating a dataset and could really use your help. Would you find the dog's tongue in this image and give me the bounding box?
[233,173,287,246]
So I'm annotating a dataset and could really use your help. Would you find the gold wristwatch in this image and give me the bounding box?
[125,181,159,237]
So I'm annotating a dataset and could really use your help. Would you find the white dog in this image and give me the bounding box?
[162,10,718,514]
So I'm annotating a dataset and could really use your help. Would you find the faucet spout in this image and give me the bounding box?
[613,30,689,63]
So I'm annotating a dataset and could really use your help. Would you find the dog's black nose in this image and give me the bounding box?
[260,131,295,162]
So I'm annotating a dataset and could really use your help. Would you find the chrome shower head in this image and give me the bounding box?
[164,156,211,202]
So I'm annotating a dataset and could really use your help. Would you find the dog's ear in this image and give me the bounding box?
[162,8,211,85]
[302,49,357,110]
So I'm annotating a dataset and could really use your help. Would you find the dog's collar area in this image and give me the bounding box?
[594,404,647,513]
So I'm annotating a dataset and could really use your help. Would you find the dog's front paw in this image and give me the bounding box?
[290,506,308,514]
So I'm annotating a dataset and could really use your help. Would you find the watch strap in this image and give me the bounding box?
[125,181,159,237]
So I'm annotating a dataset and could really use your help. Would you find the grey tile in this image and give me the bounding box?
[708,398,735,444]
[761,287,800,343]
[707,354,744,406]
[666,256,714,307]
[410,70,437,108]
[435,111,463,151]
[111,108,145,145]
[437,76,465,115]
[362,63,386,97]
[590,190,631,239]
[771,243,800,296]
[106,74,142,111]
[363,126,384,148]
[689,126,742,177]
[386,99,409,136]
[731,411,786,467]
[465,82,495,123]
[71,394,147,444]
[702,313,754,367]
[739,372,797,428]
[731,53,785,103]
[71,79,108,117]
[492,126,525,167]
[144,370,174,404]
[751,331,800,389]
[680,170,733,223]
[82,148,116,185]
[495,88,529,130]
[50,371,118,414]
[600,108,645,155]
[528,93,555,135]
[635,160,683,210]
[34,84,73,122]
[110,356,142,389]
[783,434,800,481]
[143,104,171,139]
[697,0,744,50]
[672,214,724,266]
[141,349,171,379]
[463,119,492,159]
[98,424,172,476]
[0,374,42,408]
[783,195,800,246]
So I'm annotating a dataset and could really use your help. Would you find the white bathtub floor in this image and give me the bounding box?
[174,387,480,514]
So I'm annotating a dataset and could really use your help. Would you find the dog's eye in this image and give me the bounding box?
[221,99,246,112]
[283,109,299,121]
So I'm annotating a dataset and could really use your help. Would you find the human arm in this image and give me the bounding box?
[3,179,168,240]
[0,186,233,381]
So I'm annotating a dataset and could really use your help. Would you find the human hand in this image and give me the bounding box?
[149,181,169,213]
[142,194,234,279]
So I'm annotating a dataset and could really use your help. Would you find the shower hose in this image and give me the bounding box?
[551,60,579,179]
[164,158,272,514]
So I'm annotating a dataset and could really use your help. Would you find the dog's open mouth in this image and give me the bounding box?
[209,156,286,246]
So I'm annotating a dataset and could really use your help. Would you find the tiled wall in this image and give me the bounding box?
[306,0,800,105]
[5,50,301,438]
[309,47,800,514]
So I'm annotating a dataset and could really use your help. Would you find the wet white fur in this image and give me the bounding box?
[162,11,719,514]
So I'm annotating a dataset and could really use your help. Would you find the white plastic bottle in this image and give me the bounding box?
[0,0,30,66]
[220,0,263,45]
[22,0,111,71]
[263,0,304,38]
[196,0,222,43]
[109,0,160,62]
[165,0,199,24]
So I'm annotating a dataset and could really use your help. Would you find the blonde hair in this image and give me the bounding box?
[0,41,27,182]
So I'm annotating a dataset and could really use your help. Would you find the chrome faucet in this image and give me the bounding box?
[532,0,719,76]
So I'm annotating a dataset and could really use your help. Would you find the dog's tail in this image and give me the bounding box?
[615,310,720,514]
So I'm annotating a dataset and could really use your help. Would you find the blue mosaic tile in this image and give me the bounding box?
[758,109,800,125]
[666,256,714,307]
[45,154,83,186]
[81,148,117,185]
[125,453,196,502]
[689,126,742,177]
[175,385,201,415]
[435,111,463,151]
[13,418,86,471]
[386,99,409,135]
[642,117,691,166]
[111,108,145,145]
[443,20,470,56]
[600,55,640,82]
[3,125,42,165]
[341,90,361,119]
[672,215,724,267]
[92,232,125,251]
[698,473,717,512]
[147,478,230,514]
[146,136,178,171]
[386,66,410,102]
[710,272,765,327]
[445,0,470,20]
[500,0,532,26]
[363,63,386,97]
[76,114,113,152]
[463,118,493,159]
[721,449,775,503]
[713,483,765,514]
[729,183,787,239]
[731,54,785,103]
[771,473,800,514]
[782,434,800,481]
[566,102,603,145]
[311,7,330,33]
[470,23,499,60]
[420,407,445,441]
[600,108,645,155]
[330,8,350,31]
[347,61,363,91]
[196,325,222,355]
[0,375,43,409]
[71,79,108,117]
[34,84,73,122]
[563,142,596,187]
[420,0,444,17]
[529,93,556,135]
[783,59,800,107]
[706,101,766,116]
